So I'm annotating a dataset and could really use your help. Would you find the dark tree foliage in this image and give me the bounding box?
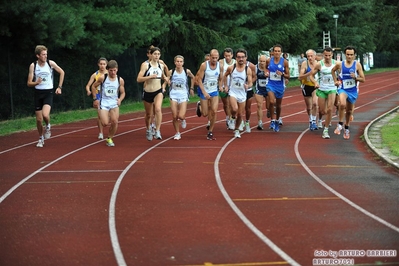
[0,0,397,120]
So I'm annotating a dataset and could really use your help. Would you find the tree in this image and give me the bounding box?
[0,0,179,57]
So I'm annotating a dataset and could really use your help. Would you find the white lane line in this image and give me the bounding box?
[213,137,300,266]
[294,89,399,234]
[107,124,210,266]
[0,73,394,155]
[40,170,123,173]
[0,141,100,203]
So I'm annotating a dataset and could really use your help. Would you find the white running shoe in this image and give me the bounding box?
[98,133,104,140]
[36,138,44,148]
[106,138,115,147]
[257,120,263,130]
[322,129,330,139]
[234,130,241,138]
[44,125,51,139]
[173,132,181,140]
[317,120,323,129]
[181,120,187,129]
[245,121,251,133]
[146,129,153,141]
[238,120,244,131]
[155,130,162,140]
[278,117,283,126]
[228,119,235,130]
[334,124,343,135]
[343,129,350,139]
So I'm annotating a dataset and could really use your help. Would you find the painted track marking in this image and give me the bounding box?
[294,88,399,234]
[1,72,398,265]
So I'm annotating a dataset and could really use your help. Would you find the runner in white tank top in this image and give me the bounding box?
[223,48,253,139]
[165,55,195,140]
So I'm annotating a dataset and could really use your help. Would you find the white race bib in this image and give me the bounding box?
[269,72,281,81]
[205,80,218,91]
[343,79,356,88]
[321,76,334,85]
[258,79,267,86]
[171,82,185,90]
[104,86,118,96]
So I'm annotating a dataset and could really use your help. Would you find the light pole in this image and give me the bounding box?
[333,14,339,48]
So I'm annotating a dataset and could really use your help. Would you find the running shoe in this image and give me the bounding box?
[269,120,275,130]
[98,133,104,140]
[234,130,241,138]
[317,120,323,129]
[228,119,235,130]
[196,101,201,117]
[181,119,187,129]
[207,132,215,140]
[155,130,162,140]
[343,129,350,139]
[334,124,343,135]
[238,120,244,131]
[274,122,280,132]
[257,121,263,130]
[173,132,181,140]
[146,129,153,141]
[106,138,115,147]
[278,117,283,126]
[310,122,317,131]
[322,129,330,139]
[36,138,44,148]
[151,123,156,136]
[44,125,51,139]
[245,121,251,133]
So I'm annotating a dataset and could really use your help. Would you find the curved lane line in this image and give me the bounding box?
[294,89,399,234]
[213,137,300,266]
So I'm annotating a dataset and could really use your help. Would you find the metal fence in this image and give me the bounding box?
[1,48,398,121]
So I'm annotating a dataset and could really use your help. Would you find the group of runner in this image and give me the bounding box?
[298,46,365,139]
[85,44,364,145]
[27,43,365,148]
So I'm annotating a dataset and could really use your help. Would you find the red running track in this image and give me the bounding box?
[1,71,399,266]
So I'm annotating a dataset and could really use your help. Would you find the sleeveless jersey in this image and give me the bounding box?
[144,62,162,79]
[100,75,120,105]
[246,61,253,91]
[267,57,285,90]
[256,64,268,90]
[169,68,189,99]
[302,61,315,86]
[203,61,220,93]
[339,61,358,91]
[94,71,102,94]
[229,64,247,92]
[34,61,53,90]
[223,58,235,87]
[318,59,336,91]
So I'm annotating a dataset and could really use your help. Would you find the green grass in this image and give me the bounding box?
[0,97,199,136]
[1,67,398,137]
[381,112,399,157]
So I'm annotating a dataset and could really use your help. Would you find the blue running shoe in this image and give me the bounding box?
[269,120,275,130]
[274,122,280,132]
[310,122,317,131]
